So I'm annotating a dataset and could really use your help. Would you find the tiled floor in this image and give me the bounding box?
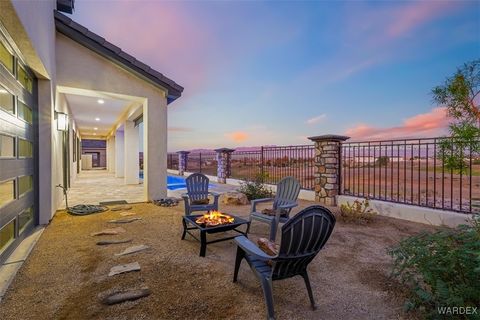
[68,170,239,206]
[68,170,145,206]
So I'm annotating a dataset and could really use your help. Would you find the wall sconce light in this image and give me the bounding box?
[56,111,68,131]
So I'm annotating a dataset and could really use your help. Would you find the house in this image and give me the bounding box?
[0,0,183,263]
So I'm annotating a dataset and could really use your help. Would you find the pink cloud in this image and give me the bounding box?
[225,131,249,142]
[306,114,327,125]
[387,2,457,38]
[345,107,449,140]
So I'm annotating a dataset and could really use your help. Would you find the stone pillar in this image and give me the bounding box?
[124,120,139,184]
[215,148,235,184]
[177,151,190,176]
[115,129,125,178]
[308,135,350,206]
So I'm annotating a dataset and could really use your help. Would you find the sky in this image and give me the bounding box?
[71,0,480,151]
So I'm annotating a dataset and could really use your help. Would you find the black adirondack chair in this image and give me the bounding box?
[247,176,301,241]
[234,205,336,320]
[181,173,220,216]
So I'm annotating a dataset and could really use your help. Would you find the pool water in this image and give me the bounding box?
[138,173,213,191]
[167,175,188,190]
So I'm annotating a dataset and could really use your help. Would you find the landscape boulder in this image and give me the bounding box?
[221,192,249,205]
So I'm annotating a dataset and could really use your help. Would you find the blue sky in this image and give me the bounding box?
[72,0,479,151]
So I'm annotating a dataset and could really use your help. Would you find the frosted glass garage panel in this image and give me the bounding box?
[18,175,33,196]
[0,134,14,157]
[0,180,14,207]
[0,84,14,114]
[18,139,32,158]
[19,207,33,234]
[0,41,13,73]
[0,220,15,253]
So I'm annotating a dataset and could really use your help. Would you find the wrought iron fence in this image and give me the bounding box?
[186,152,218,176]
[340,137,480,214]
[230,145,316,190]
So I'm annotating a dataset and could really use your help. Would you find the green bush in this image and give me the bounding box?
[388,216,480,319]
[339,198,377,224]
[237,174,273,200]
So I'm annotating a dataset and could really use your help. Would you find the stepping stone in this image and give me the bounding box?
[108,218,142,224]
[102,288,151,305]
[91,227,126,236]
[96,239,133,246]
[110,205,133,211]
[108,262,141,276]
[114,245,149,256]
[119,211,137,217]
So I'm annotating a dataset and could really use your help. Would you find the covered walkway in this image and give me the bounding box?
[67,170,144,206]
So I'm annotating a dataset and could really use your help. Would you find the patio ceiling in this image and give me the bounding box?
[64,93,132,138]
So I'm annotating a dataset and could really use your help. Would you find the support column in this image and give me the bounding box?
[115,129,124,178]
[308,135,349,206]
[124,120,139,184]
[144,96,168,201]
[177,151,190,176]
[215,148,235,184]
[107,136,116,173]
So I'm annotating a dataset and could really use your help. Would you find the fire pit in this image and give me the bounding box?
[195,211,234,227]
[182,211,250,257]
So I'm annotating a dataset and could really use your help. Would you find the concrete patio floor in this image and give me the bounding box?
[68,170,145,206]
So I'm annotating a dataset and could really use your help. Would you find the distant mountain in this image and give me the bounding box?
[173,145,278,153]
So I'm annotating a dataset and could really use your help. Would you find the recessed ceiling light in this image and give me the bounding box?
[97,99,105,104]
[93,133,97,135]
[0,88,8,94]
[95,117,100,121]
[94,127,98,130]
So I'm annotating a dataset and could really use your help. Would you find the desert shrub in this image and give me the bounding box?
[237,174,273,200]
[388,216,480,319]
[339,198,377,223]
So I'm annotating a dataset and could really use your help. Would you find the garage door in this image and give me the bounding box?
[0,26,38,263]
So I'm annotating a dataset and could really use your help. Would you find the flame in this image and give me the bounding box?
[195,211,234,227]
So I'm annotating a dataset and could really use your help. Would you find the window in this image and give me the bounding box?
[18,207,33,234]
[17,100,32,124]
[0,84,14,114]
[17,64,32,93]
[18,139,32,158]
[0,180,14,207]
[0,40,13,73]
[0,134,14,157]
[18,175,32,196]
[0,220,15,253]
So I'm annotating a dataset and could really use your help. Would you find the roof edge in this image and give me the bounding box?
[54,11,184,104]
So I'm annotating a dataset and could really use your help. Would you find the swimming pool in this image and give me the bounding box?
[167,175,188,190]
[138,174,211,190]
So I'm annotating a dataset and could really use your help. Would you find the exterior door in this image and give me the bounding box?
[0,25,38,263]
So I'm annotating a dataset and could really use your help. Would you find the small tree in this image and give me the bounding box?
[432,60,480,172]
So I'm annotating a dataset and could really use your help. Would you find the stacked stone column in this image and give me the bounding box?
[177,151,190,176]
[308,135,350,206]
[215,148,235,184]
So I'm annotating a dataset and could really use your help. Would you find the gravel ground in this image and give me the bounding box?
[0,200,435,320]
